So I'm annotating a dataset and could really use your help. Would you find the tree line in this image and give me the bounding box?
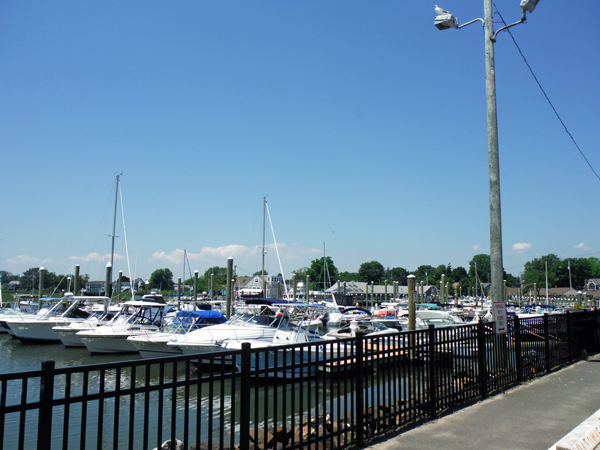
[4,253,599,296]
[291,253,600,294]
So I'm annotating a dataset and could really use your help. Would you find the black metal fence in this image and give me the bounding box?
[1,311,598,450]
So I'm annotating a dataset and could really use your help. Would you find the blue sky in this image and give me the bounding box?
[1,1,598,284]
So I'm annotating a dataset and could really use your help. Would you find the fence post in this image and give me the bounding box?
[566,311,573,364]
[356,333,364,446]
[428,325,436,419]
[37,360,55,450]
[544,314,551,373]
[477,321,487,398]
[596,310,600,352]
[239,343,251,450]
[514,317,522,383]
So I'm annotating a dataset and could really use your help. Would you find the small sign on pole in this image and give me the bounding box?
[492,301,507,335]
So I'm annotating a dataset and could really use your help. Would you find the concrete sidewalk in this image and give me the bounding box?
[364,354,600,450]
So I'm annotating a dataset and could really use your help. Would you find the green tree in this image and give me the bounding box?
[556,258,592,290]
[385,267,408,285]
[588,258,600,279]
[469,254,491,283]
[203,266,228,294]
[413,265,435,284]
[149,268,174,291]
[523,254,561,293]
[291,267,309,281]
[358,261,385,284]
[505,273,520,287]
[338,271,358,282]
[252,270,268,276]
[434,264,449,282]
[452,266,468,281]
[19,267,54,291]
[0,271,18,284]
[307,257,339,290]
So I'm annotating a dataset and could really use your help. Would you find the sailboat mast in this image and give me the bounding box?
[323,242,327,291]
[110,174,119,272]
[262,197,266,295]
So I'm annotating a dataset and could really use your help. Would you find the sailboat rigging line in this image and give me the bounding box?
[119,181,134,300]
[323,242,332,290]
[186,251,193,281]
[265,201,289,296]
[48,263,74,297]
[182,250,193,286]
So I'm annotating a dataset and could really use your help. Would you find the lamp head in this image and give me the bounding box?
[435,13,458,30]
[520,0,541,13]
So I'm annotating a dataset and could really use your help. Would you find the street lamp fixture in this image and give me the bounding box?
[434,13,458,30]
[433,0,541,306]
[435,1,540,37]
[520,0,541,13]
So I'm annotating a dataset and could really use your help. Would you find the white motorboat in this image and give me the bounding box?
[415,310,465,328]
[77,300,172,354]
[9,295,109,343]
[338,307,373,324]
[0,296,49,333]
[223,304,330,378]
[52,304,122,347]
[323,319,400,340]
[316,293,344,327]
[0,297,63,335]
[167,299,295,361]
[127,310,227,358]
[371,303,403,329]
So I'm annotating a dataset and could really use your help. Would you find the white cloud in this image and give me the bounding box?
[201,245,250,259]
[6,254,54,266]
[472,245,482,251]
[512,243,532,254]
[152,245,251,264]
[151,249,186,264]
[574,243,590,251]
[69,253,124,263]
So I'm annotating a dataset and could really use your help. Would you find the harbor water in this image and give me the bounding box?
[0,333,142,374]
[0,327,377,449]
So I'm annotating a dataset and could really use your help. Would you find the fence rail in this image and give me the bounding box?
[1,311,598,450]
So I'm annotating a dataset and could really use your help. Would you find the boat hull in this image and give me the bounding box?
[10,319,74,343]
[129,335,183,359]
[79,334,141,354]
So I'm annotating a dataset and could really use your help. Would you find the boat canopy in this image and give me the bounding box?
[417,303,441,310]
[173,310,226,324]
[244,299,301,306]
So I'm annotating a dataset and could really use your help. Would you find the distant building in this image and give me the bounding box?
[7,281,20,291]
[238,275,285,298]
[326,281,438,302]
[537,287,579,298]
[585,279,600,292]
[85,281,105,293]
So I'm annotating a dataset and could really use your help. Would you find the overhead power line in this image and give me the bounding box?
[493,5,600,183]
